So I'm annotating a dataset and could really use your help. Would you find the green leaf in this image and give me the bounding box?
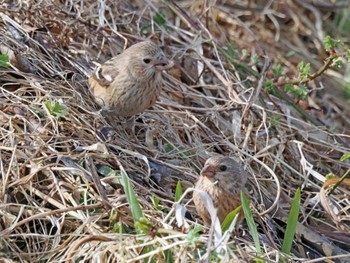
[295,85,308,100]
[150,195,160,210]
[186,226,202,247]
[282,188,300,254]
[264,79,274,92]
[142,245,156,263]
[44,100,69,118]
[226,43,238,59]
[270,115,282,128]
[109,219,131,234]
[340,153,350,161]
[346,50,350,61]
[163,249,174,263]
[297,61,304,71]
[323,35,342,50]
[250,53,259,65]
[153,12,166,27]
[272,64,283,78]
[164,143,175,153]
[135,217,153,235]
[284,83,294,93]
[96,164,117,176]
[0,54,10,67]
[333,57,344,68]
[345,84,350,99]
[139,22,151,35]
[175,180,183,202]
[287,50,296,57]
[221,205,242,232]
[121,169,143,222]
[241,191,261,256]
[325,173,334,180]
[285,84,308,100]
[298,62,310,80]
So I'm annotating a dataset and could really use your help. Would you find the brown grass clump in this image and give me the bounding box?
[0,1,350,262]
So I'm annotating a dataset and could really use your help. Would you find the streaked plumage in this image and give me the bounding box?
[89,41,170,117]
[193,155,249,225]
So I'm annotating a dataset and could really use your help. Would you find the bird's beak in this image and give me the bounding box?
[200,165,216,178]
[154,56,173,70]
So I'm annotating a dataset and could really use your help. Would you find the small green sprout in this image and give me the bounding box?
[272,64,283,78]
[44,100,69,118]
[323,35,342,51]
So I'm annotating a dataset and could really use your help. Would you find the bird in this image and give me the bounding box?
[193,155,250,225]
[89,41,171,118]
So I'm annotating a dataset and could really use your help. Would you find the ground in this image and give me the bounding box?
[0,1,350,262]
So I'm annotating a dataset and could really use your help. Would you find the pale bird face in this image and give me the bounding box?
[200,156,248,192]
[127,41,170,81]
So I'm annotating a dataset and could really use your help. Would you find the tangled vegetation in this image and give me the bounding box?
[0,1,350,262]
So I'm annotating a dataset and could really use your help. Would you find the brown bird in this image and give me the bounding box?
[89,41,171,117]
[193,155,250,225]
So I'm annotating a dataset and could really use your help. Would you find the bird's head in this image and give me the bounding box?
[126,41,171,81]
[200,155,249,192]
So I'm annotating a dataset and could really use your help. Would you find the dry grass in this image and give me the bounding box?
[0,0,350,262]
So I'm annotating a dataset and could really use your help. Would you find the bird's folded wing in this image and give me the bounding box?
[90,57,120,89]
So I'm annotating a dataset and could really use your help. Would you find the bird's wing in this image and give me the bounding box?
[90,57,121,88]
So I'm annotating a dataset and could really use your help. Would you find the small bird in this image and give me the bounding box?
[89,41,171,117]
[193,155,250,225]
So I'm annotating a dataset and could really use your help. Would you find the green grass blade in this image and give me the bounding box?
[221,205,242,232]
[0,54,10,67]
[163,249,174,263]
[328,169,350,196]
[121,169,143,222]
[282,188,301,254]
[340,153,350,161]
[142,245,156,263]
[175,180,183,202]
[241,191,261,256]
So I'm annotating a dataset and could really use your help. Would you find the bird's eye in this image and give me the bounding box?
[143,58,151,64]
[219,165,227,171]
